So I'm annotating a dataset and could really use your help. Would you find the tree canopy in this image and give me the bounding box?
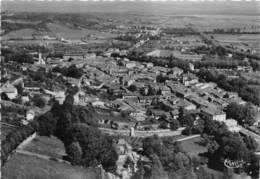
[225,102,257,126]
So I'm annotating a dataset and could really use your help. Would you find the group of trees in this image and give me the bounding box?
[1,104,55,165]
[199,119,259,177]
[225,102,257,126]
[2,48,34,64]
[26,68,67,91]
[157,107,200,132]
[175,108,204,135]
[127,52,191,72]
[128,46,258,74]
[115,35,138,42]
[32,95,46,108]
[156,74,169,83]
[250,60,260,71]
[31,68,50,82]
[142,135,191,175]
[63,124,118,172]
[2,91,118,173]
[52,64,83,79]
[36,94,118,173]
[165,108,259,178]
[162,28,197,35]
[197,68,260,106]
[140,135,215,179]
[1,120,39,164]
[194,59,249,69]
[2,44,50,64]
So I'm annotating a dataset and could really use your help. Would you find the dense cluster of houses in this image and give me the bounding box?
[41,51,255,133]
[1,44,258,135]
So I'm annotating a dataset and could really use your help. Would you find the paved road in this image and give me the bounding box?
[176,134,200,142]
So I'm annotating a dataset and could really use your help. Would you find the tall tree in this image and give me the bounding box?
[170,119,180,131]
[37,112,57,136]
[66,141,83,165]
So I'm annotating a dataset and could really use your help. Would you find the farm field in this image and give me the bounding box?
[213,34,260,55]
[157,14,260,31]
[22,135,66,159]
[185,15,260,32]
[1,28,36,40]
[2,153,102,179]
[2,22,117,41]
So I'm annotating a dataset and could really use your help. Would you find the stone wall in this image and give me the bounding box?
[99,127,185,138]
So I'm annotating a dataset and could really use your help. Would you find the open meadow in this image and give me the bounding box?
[2,153,101,179]
[22,135,66,159]
[180,136,207,157]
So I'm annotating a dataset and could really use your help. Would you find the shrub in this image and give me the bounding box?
[66,142,83,165]
[170,119,180,130]
[182,127,192,136]
[32,95,46,108]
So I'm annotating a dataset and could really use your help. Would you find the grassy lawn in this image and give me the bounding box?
[2,153,101,179]
[180,136,207,157]
[22,135,66,159]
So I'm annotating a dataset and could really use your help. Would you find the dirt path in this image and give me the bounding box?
[16,149,70,164]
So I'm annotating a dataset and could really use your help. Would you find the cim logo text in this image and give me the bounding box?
[224,159,245,169]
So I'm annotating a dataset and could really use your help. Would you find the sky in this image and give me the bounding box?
[2,1,260,15]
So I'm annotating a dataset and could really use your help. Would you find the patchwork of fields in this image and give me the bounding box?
[213,34,260,56]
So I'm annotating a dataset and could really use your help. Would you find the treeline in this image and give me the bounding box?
[126,52,191,72]
[115,35,138,42]
[194,59,249,69]
[126,50,257,73]
[225,102,257,126]
[2,48,34,64]
[2,45,50,64]
[211,28,260,34]
[197,68,260,106]
[162,28,198,35]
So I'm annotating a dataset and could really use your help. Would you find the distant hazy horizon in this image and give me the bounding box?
[2,1,260,15]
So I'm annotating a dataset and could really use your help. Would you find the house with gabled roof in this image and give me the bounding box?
[1,82,18,99]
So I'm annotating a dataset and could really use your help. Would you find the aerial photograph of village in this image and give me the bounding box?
[1,1,260,179]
